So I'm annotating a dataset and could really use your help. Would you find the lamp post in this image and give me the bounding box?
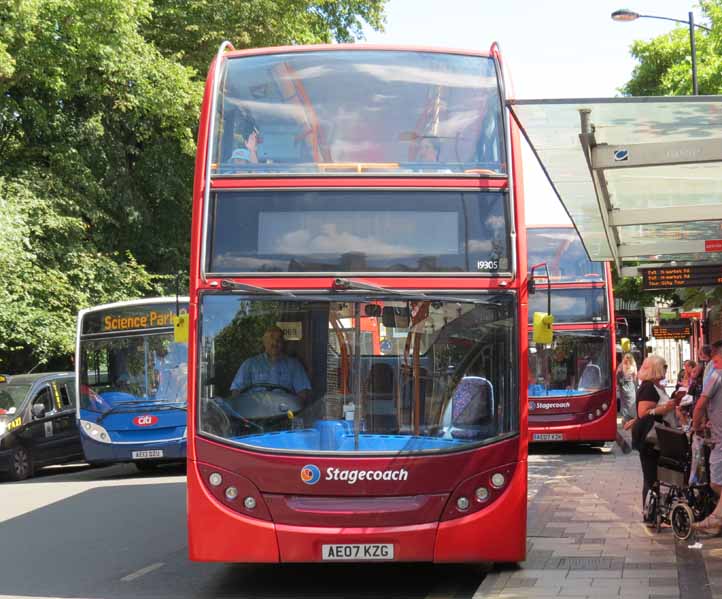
[611,9,711,95]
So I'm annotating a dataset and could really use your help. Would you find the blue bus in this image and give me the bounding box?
[75,298,189,471]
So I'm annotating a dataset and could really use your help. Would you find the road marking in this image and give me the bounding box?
[121,562,165,582]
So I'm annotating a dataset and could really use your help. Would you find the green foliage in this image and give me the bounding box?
[622,1,722,96]
[0,0,386,372]
[145,0,386,75]
[611,265,679,308]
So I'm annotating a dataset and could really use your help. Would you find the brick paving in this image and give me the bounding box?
[476,430,722,599]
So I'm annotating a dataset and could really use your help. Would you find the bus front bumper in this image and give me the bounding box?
[80,436,187,464]
[187,458,527,564]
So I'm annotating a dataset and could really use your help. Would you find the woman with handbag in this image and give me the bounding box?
[631,355,678,523]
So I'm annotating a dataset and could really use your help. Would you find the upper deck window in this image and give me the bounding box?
[527,228,605,283]
[212,50,505,176]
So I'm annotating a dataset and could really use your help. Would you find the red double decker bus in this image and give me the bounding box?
[527,225,616,444]
[187,43,531,563]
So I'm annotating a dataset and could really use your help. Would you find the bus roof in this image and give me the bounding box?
[222,43,493,61]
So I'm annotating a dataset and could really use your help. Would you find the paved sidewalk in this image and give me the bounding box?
[477,433,722,599]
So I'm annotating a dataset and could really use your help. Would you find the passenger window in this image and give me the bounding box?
[32,387,54,415]
[58,384,73,409]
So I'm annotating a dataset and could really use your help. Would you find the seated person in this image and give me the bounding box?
[231,107,261,165]
[230,326,311,402]
[417,136,441,162]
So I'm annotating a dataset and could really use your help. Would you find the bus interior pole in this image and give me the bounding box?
[353,303,362,450]
[175,271,181,316]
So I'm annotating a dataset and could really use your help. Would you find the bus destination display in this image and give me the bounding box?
[641,264,722,290]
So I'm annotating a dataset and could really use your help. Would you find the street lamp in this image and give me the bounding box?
[611,9,712,95]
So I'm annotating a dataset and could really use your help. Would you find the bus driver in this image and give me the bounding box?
[230,325,311,402]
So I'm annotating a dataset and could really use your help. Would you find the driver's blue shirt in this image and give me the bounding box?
[230,353,310,394]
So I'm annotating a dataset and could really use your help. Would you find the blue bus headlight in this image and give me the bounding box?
[80,420,112,444]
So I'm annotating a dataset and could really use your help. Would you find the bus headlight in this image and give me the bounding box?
[475,487,489,502]
[209,472,223,487]
[602,403,608,411]
[225,486,238,500]
[79,420,112,444]
[491,473,506,488]
[456,496,470,511]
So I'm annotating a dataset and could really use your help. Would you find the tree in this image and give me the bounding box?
[622,1,722,96]
[0,0,386,372]
[146,0,387,76]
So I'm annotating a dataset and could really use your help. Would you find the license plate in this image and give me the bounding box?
[321,543,394,561]
[132,450,164,459]
[533,433,564,441]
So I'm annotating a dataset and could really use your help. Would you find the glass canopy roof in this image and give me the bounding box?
[508,96,722,270]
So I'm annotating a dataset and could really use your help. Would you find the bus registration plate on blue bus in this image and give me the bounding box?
[132,450,164,459]
[321,543,394,561]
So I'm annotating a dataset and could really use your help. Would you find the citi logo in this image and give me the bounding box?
[301,464,321,485]
[133,415,158,427]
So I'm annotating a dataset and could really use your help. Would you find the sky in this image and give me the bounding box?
[363,0,707,225]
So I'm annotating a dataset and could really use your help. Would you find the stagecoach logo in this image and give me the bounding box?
[530,401,571,410]
[300,464,321,485]
[133,415,158,427]
[301,465,409,485]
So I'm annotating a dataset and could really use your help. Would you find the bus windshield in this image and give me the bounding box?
[209,189,509,274]
[528,331,611,396]
[212,50,505,175]
[198,293,517,454]
[79,334,188,411]
[527,227,604,283]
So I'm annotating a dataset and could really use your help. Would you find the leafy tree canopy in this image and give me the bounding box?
[0,0,386,371]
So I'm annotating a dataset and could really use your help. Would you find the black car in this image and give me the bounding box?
[0,372,83,480]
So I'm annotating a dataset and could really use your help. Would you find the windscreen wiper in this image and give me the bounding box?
[332,278,407,295]
[221,280,294,296]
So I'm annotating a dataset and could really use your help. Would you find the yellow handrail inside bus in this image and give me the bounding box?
[317,162,400,173]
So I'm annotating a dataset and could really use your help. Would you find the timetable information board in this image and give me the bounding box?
[652,322,692,340]
[641,265,722,290]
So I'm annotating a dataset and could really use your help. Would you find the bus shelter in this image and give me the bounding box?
[508,96,722,362]
[508,96,722,274]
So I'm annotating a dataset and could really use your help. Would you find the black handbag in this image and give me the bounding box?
[631,413,657,451]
